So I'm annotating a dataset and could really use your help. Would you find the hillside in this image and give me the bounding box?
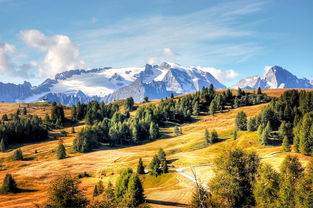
[0,89,312,208]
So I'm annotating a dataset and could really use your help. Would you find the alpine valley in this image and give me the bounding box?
[0,63,312,105]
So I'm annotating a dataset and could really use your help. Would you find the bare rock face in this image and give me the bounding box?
[0,81,33,102]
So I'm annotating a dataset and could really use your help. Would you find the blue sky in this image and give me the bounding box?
[0,0,312,86]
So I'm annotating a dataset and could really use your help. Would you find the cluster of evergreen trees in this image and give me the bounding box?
[0,115,48,150]
[191,148,313,208]
[237,90,313,155]
[72,111,161,152]
[71,101,120,125]
[45,169,144,208]
[148,148,168,176]
[204,129,218,145]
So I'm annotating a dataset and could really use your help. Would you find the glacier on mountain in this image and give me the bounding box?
[0,62,226,105]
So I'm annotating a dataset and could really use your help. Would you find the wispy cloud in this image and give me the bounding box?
[75,0,265,71]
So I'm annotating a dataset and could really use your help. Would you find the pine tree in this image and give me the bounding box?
[0,139,5,152]
[149,122,159,140]
[257,87,262,95]
[260,122,271,145]
[125,97,134,111]
[208,148,260,207]
[233,129,238,140]
[161,159,168,174]
[299,112,313,155]
[16,108,20,116]
[71,126,75,133]
[114,168,133,200]
[47,174,88,208]
[279,121,293,142]
[57,143,66,159]
[22,107,27,115]
[1,114,8,121]
[204,129,209,145]
[157,148,168,173]
[102,181,115,206]
[124,173,144,207]
[143,96,149,103]
[235,111,247,130]
[93,180,104,197]
[191,183,212,208]
[237,87,243,96]
[192,102,200,116]
[209,101,215,115]
[149,154,161,176]
[158,148,166,162]
[137,158,145,174]
[247,117,257,132]
[11,149,23,161]
[278,155,304,207]
[234,97,239,108]
[1,174,18,194]
[281,136,291,152]
[174,126,180,136]
[209,130,218,144]
[253,164,280,207]
[295,158,313,207]
[179,127,183,135]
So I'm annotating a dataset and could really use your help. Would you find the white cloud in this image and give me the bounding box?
[163,48,178,58]
[196,66,240,82]
[0,42,16,73]
[20,29,85,78]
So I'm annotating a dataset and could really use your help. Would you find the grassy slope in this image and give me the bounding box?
[0,89,312,208]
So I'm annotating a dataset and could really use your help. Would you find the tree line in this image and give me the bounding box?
[72,86,271,152]
[0,115,48,151]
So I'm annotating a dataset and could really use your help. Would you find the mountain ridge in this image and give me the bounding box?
[231,65,313,90]
[0,62,225,105]
[1,64,312,105]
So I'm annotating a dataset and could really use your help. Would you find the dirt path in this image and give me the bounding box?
[175,152,282,189]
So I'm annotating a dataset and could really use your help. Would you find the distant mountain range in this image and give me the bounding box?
[0,63,312,105]
[231,65,313,90]
[0,62,225,105]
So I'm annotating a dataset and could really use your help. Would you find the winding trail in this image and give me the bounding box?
[175,152,282,188]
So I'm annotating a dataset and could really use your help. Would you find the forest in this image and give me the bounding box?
[235,90,313,155]
[71,85,271,152]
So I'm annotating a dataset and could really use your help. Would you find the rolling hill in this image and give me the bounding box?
[0,89,312,208]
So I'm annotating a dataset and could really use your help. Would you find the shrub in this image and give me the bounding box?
[11,149,23,161]
[46,174,88,208]
[1,174,18,194]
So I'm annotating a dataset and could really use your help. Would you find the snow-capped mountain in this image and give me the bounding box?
[0,62,225,105]
[232,66,313,89]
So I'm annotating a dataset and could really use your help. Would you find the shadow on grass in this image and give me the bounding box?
[167,158,179,164]
[23,156,35,161]
[0,188,38,195]
[18,188,38,193]
[146,199,188,207]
